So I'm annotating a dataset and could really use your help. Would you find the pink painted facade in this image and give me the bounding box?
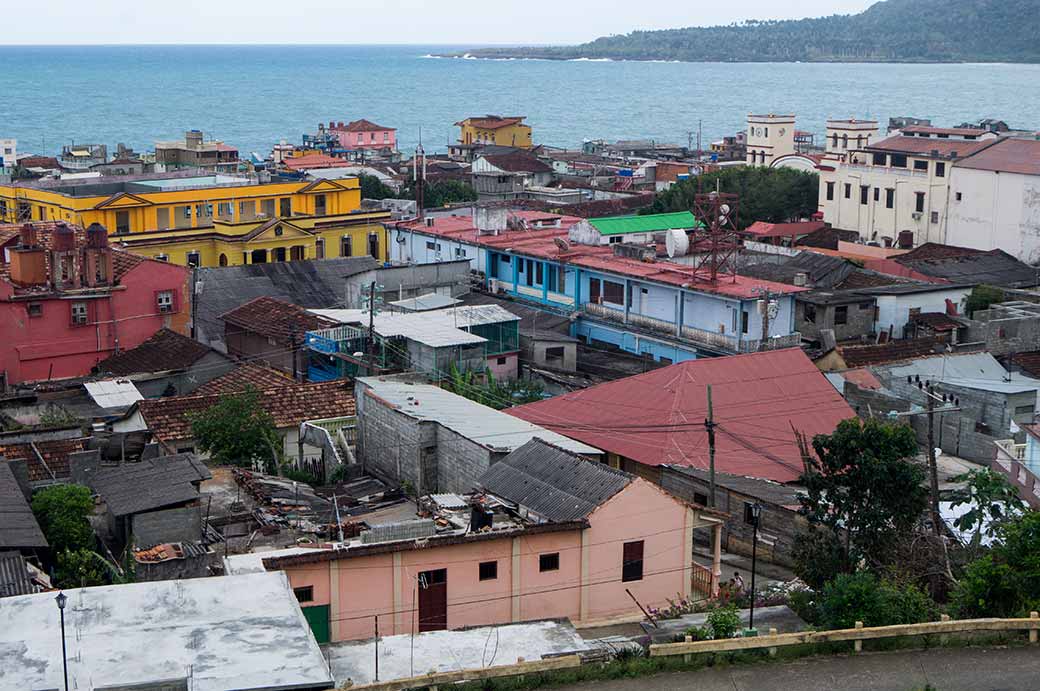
[262,477,721,642]
[486,351,519,381]
[328,120,397,152]
[0,224,191,386]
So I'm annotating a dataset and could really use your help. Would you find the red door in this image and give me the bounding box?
[418,569,448,632]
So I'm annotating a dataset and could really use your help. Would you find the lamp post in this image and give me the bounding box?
[748,503,762,634]
[56,591,69,691]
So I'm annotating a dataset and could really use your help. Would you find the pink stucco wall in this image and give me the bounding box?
[486,352,519,381]
[332,128,396,151]
[278,477,697,641]
[584,478,689,621]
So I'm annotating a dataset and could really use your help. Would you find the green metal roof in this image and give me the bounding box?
[587,211,701,236]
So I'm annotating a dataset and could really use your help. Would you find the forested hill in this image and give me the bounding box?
[451,0,1040,63]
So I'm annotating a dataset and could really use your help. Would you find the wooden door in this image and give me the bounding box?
[418,568,447,632]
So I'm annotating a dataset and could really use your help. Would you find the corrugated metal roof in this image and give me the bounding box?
[508,349,854,484]
[361,519,438,543]
[89,454,212,517]
[312,304,521,349]
[0,464,48,549]
[480,439,631,521]
[0,551,34,598]
[877,352,1040,395]
[588,211,699,236]
[389,293,461,312]
[84,379,145,409]
[358,378,601,455]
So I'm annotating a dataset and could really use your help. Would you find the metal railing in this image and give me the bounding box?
[300,416,358,472]
[582,303,801,354]
[691,561,717,598]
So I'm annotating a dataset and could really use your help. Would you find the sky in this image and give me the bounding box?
[5,0,878,45]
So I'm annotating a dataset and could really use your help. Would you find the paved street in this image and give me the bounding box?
[559,647,1040,691]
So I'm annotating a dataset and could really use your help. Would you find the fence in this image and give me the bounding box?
[649,613,1040,658]
[342,654,582,691]
[691,562,715,597]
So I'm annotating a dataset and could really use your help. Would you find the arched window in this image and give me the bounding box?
[842,134,848,149]
[832,133,839,148]
[219,254,228,267]
[315,238,325,259]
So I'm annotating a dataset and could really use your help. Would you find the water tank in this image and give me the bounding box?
[86,223,109,249]
[52,223,76,252]
[665,228,689,258]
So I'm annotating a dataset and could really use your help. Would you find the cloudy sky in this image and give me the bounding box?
[6,0,877,44]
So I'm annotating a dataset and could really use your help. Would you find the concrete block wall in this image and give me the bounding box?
[357,394,425,490]
[432,425,494,494]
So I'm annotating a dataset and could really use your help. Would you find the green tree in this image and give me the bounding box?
[31,484,95,553]
[819,572,936,630]
[794,418,927,586]
[646,166,819,229]
[443,364,544,410]
[188,386,281,470]
[55,548,111,588]
[357,173,396,200]
[948,468,1023,555]
[400,179,479,209]
[965,285,1006,317]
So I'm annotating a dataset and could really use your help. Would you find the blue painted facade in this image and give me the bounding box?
[484,247,799,361]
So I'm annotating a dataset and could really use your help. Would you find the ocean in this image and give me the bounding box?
[1,44,1038,157]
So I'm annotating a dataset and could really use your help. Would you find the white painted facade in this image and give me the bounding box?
[568,219,652,246]
[946,165,1040,264]
[746,114,796,167]
[0,138,15,170]
[873,286,971,338]
[388,224,485,272]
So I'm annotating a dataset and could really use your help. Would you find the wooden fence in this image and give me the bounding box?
[691,561,716,597]
[650,612,1040,658]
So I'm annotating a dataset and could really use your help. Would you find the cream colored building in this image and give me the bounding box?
[746,114,796,167]
[818,126,998,248]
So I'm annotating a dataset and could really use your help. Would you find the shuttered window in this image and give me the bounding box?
[622,540,644,582]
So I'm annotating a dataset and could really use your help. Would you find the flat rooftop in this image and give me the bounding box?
[0,572,333,691]
[358,377,601,455]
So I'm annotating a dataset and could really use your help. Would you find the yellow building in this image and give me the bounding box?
[0,174,390,268]
[455,115,532,149]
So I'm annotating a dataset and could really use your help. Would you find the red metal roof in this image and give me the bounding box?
[900,126,989,137]
[866,135,995,158]
[283,153,344,170]
[336,119,394,133]
[744,221,825,238]
[507,349,854,483]
[955,138,1040,176]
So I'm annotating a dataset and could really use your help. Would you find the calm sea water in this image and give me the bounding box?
[1,45,1038,157]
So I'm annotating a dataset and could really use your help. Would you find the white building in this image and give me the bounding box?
[746,114,796,167]
[818,126,999,248]
[0,138,15,170]
[946,138,1040,263]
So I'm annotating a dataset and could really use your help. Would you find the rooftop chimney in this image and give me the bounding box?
[83,223,112,288]
[51,223,79,291]
[9,223,47,287]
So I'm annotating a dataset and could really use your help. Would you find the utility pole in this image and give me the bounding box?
[366,280,376,376]
[926,386,942,536]
[705,384,716,508]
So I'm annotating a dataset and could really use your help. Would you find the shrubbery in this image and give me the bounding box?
[818,572,937,630]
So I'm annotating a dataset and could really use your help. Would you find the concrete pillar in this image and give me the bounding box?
[393,553,404,634]
[579,529,590,621]
[330,560,342,641]
[682,508,694,600]
[511,537,522,622]
[712,523,722,597]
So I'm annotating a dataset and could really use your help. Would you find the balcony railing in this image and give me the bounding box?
[995,439,1027,462]
[300,416,358,476]
[582,303,801,354]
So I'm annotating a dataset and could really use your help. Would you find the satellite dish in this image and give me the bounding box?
[719,204,731,215]
[665,229,689,258]
[554,237,571,252]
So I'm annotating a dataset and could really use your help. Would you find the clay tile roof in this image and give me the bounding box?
[837,338,945,369]
[192,364,294,396]
[1011,352,1040,378]
[0,437,89,482]
[865,135,996,158]
[220,296,337,344]
[18,156,63,169]
[0,222,147,284]
[342,119,393,132]
[909,312,963,332]
[955,138,1040,176]
[744,221,826,238]
[901,125,989,137]
[457,116,525,130]
[137,379,355,443]
[96,329,213,376]
[283,154,345,171]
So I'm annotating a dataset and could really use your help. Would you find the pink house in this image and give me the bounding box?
[233,439,723,643]
[0,222,191,387]
[329,119,397,153]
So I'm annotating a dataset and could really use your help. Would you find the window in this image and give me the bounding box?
[535,262,543,285]
[425,241,441,251]
[936,162,946,178]
[843,183,851,199]
[741,310,749,334]
[1015,404,1036,417]
[341,236,353,257]
[479,561,498,581]
[603,280,624,304]
[835,305,848,325]
[589,278,601,303]
[454,247,466,258]
[890,154,907,168]
[186,251,201,268]
[956,192,963,201]
[931,211,940,224]
[915,192,926,213]
[70,301,89,326]
[26,302,43,318]
[293,586,314,603]
[383,131,389,142]
[155,254,169,262]
[860,185,869,205]
[545,346,566,365]
[37,206,46,221]
[219,253,228,266]
[873,187,880,203]
[804,303,816,324]
[913,160,929,171]
[885,188,895,209]
[217,201,234,219]
[872,152,887,166]
[496,357,507,365]
[115,210,130,234]
[539,553,560,572]
[694,491,709,506]
[826,182,835,201]
[609,235,622,244]
[622,540,644,582]
[279,198,292,217]
[368,233,380,258]
[315,239,325,259]
[274,225,283,237]
[195,203,213,219]
[156,290,175,314]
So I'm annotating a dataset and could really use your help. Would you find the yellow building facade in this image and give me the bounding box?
[0,175,390,268]
[455,116,532,149]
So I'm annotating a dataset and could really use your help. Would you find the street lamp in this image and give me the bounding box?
[748,503,762,634]
[56,591,69,691]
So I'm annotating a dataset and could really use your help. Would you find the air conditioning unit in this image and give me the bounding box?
[911,212,923,220]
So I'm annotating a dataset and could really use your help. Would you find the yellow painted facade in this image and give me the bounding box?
[456,117,533,149]
[0,176,389,268]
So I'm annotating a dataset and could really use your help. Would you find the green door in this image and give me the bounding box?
[301,604,331,644]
